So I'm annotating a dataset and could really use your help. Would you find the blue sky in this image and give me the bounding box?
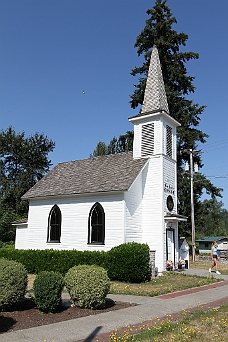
[1,0,228,209]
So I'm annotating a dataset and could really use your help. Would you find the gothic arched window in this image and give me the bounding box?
[88,202,105,244]
[47,205,61,243]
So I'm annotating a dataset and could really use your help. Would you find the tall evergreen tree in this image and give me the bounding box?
[0,126,55,242]
[90,142,108,158]
[91,0,223,237]
[130,0,206,154]
[130,0,222,235]
[91,131,133,157]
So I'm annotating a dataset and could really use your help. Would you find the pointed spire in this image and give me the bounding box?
[141,45,169,114]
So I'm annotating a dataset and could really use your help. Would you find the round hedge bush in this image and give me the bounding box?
[65,264,110,309]
[106,242,151,283]
[33,271,64,313]
[0,258,27,310]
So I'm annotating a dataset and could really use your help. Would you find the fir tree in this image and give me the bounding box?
[92,0,223,237]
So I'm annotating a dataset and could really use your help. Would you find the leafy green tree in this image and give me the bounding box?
[0,126,55,242]
[195,198,227,237]
[178,172,223,237]
[0,210,19,242]
[223,208,228,232]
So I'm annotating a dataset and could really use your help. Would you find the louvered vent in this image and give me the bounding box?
[141,123,154,157]
[166,125,173,158]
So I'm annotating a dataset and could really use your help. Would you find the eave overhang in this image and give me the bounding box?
[164,213,188,222]
[129,110,181,127]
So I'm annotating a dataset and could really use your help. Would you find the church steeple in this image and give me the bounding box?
[141,45,169,115]
[129,45,180,160]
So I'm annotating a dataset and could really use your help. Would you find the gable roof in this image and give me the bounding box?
[196,236,227,243]
[22,152,149,199]
[11,218,28,226]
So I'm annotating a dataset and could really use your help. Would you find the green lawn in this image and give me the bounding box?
[108,303,228,342]
[190,259,228,275]
[26,265,228,341]
[109,271,221,297]
[107,264,228,341]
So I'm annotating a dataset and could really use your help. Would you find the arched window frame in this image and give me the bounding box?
[88,202,105,245]
[47,204,61,243]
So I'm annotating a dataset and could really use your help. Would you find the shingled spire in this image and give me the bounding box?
[141,45,169,115]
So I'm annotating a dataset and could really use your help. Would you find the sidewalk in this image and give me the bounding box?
[1,269,228,342]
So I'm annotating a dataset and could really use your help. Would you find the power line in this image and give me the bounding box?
[199,139,227,149]
[203,146,228,153]
[199,140,228,153]
[202,165,227,172]
[207,174,228,179]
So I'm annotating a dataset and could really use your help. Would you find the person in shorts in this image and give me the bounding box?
[209,241,221,274]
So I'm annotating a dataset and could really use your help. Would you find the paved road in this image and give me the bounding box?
[1,268,228,342]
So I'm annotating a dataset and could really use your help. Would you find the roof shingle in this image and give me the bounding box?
[141,45,169,115]
[22,152,148,199]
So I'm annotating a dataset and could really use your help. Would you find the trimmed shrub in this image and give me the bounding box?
[0,241,15,248]
[0,248,107,275]
[106,242,151,283]
[65,265,110,309]
[0,243,151,283]
[0,258,27,310]
[33,271,64,313]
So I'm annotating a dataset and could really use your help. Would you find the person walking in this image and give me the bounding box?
[209,241,221,274]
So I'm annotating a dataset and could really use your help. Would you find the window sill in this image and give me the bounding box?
[47,241,61,244]
[87,243,105,246]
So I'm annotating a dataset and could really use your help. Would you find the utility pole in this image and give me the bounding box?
[183,149,200,262]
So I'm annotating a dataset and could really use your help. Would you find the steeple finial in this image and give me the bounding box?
[141,45,169,114]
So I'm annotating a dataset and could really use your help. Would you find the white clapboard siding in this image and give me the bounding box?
[22,193,125,251]
[141,156,165,271]
[125,169,143,243]
[16,113,180,272]
[15,224,28,249]
[163,157,177,213]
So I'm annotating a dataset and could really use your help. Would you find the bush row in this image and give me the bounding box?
[0,242,151,283]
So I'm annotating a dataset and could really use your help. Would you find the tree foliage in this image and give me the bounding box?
[178,173,224,238]
[0,126,55,242]
[91,131,133,157]
[130,0,207,155]
[91,0,224,238]
[195,199,228,237]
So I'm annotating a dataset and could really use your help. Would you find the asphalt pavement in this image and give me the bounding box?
[1,268,228,342]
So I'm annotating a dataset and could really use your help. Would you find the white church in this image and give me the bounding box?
[15,46,187,273]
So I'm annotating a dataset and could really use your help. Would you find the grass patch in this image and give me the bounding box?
[108,302,228,341]
[28,265,226,295]
[110,272,221,297]
[190,259,228,275]
[27,274,36,291]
